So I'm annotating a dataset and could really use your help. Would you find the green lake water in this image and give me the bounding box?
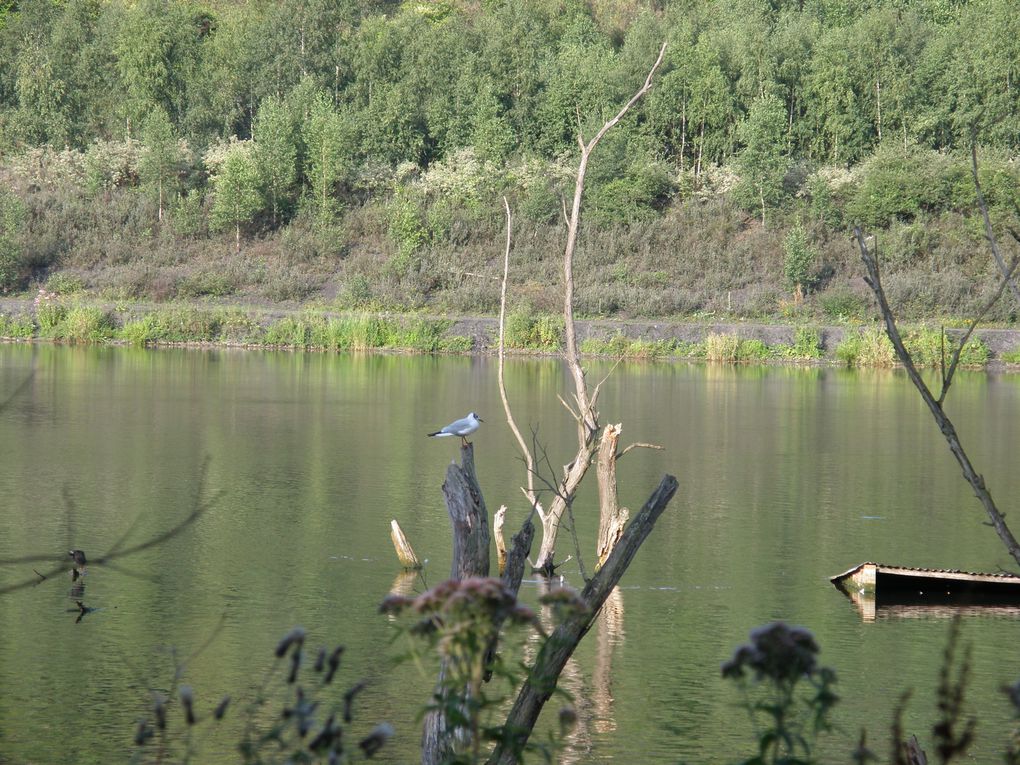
[2,343,1020,763]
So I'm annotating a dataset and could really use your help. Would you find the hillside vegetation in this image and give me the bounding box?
[1,0,1019,324]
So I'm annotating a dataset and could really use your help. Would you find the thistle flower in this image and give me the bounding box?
[179,685,195,725]
[213,695,230,721]
[134,720,153,746]
[275,627,307,658]
[288,649,302,684]
[324,645,345,684]
[358,722,394,758]
[153,693,167,731]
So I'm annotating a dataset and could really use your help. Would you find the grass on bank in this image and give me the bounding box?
[2,300,473,353]
[835,325,989,368]
[0,301,1002,368]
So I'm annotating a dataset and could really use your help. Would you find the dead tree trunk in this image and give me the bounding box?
[422,443,490,765]
[531,42,667,575]
[596,424,628,569]
[486,474,678,765]
[443,443,490,580]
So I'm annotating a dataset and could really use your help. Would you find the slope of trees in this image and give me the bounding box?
[0,0,1018,321]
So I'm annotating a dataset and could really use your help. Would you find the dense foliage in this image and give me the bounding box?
[1,0,1019,320]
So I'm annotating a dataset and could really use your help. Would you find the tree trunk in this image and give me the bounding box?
[596,424,628,569]
[486,475,678,765]
[422,443,490,765]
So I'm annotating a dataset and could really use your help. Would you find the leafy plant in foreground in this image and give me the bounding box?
[721,621,838,765]
[131,626,390,765]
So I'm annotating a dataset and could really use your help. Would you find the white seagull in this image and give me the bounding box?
[427,412,483,445]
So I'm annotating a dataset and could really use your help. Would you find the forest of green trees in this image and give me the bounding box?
[1,0,1019,322]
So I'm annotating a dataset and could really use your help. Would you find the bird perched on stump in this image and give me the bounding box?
[69,549,87,581]
[427,412,483,445]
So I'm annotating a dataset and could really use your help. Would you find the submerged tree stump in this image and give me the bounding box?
[389,519,422,570]
[422,442,491,765]
[442,443,490,579]
[494,505,508,575]
[596,423,629,569]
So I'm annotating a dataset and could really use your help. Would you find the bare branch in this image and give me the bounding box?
[556,393,580,422]
[855,228,1020,568]
[939,257,1020,404]
[486,474,678,765]
[0,345,36,416]
[496,196,538,505]
[0,457,220,595]
[971,142,1020,305]
[589,358,622,410]
[617,442,664,460]
[562,41,668,436]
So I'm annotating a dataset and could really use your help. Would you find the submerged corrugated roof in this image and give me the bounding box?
[832,561,1020,584]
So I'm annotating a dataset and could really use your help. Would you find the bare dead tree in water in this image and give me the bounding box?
[496,43,668,576]
[417,43,678,765]
[854,146,1020,570]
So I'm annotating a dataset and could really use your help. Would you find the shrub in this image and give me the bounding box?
[902,327,989,368]
[177,270,237,298]
[400,318,454,353]
[58,306,115,343]
[705,333,787,363]
[0,188,26,292]
[45,272,85,295]
[704,333,742,362]
[836,326,896,367]
[791,326,824,359]
[216,311,265,345]
[783,222,817,297]
[33,289,66,334]
[1002,348,1020,364]
[119,308,222,344]
[819,287,870,322]
[505,308,563,351]
[264,317,311,347]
